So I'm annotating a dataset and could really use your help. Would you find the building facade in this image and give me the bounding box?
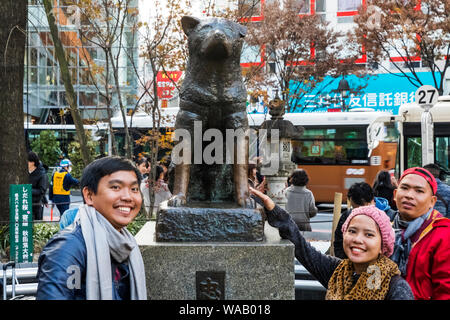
[25,0,139,124]
[161,0,449,115]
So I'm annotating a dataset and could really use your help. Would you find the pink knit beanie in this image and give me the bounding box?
[341,205,395,257]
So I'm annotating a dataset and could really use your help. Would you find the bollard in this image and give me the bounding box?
[329,192,343,257]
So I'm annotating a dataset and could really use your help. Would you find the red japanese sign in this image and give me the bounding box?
[156,71,182,99]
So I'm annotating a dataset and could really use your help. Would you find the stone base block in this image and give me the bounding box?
[155,201,264,242]
[136,222,295,300]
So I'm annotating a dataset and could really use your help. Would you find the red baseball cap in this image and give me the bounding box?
[399,167,437,195]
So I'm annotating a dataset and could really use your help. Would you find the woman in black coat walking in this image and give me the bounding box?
[28,151,49,220]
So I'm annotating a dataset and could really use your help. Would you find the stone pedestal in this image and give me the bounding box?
[155,201,264,242]
[136,221,295,300]
[266,176,289,209]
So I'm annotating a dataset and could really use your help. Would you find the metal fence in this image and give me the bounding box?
[1,262,38,300]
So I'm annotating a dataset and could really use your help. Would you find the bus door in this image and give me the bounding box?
[402,122,450,183]
[396,97,450,178]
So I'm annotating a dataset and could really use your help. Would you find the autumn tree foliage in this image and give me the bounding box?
[354,0,450,95]
[42,0,92,166]
[244,0,364,112]
[137,1,186,148]
[129,0,190,213]
[76,0,139,159]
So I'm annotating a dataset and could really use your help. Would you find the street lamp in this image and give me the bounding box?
[337,77,350,111]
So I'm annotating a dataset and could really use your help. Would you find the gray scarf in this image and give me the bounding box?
[76,205,147,300]
[391,208,432,276]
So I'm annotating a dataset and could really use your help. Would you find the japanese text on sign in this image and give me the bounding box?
[9,184,33,263]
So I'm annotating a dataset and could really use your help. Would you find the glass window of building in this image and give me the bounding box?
[291,0,310,14]
[25,0,139,123]
[241,43,262,65]
[338,0,362,11]
[238,0,262,17]
[316,0,325,12]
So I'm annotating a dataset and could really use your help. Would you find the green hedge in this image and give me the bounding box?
[0,219,147,262]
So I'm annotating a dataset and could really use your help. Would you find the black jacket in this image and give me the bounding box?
[29,164,49,206]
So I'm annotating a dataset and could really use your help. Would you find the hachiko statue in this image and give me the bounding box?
[169,16,253,208]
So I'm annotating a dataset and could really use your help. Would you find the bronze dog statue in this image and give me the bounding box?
[169,16,253,208]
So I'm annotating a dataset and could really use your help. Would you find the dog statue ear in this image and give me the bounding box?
[238,24,247,38]
[181,16,201,36]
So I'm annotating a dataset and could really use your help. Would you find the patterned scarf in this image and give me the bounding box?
[391,208,432,276]
[326,255,400,300]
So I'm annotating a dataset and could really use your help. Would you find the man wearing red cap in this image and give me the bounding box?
[391,167,450,300]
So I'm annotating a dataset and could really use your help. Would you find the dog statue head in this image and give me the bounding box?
[181,16,247,61]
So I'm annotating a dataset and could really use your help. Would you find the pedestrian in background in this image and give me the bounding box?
[248,163,258,189]
[37,156,147,300]
[136,157,151,217]
[49,158,79,218]
[136,157,150,179]
[248,163,266,192]
[152,165,172,217]
[390,167,450,299]
[252,156,265,187]
[285,169,317,232]
[28,151,49,221]
[373,170,397,210]
[250,187,413,300]
[158,159,169,181]
[423,163,450,217]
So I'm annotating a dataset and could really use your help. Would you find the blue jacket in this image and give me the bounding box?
[36,223,131,300]
[435,178,450,217]
[374,196,396,220]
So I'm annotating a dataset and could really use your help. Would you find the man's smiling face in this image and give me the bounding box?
[394,174,437,221]
[83,170,142,231]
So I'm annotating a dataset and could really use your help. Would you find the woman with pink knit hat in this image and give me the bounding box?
[250,187,414,300]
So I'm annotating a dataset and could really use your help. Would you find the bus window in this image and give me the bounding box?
[436,137,449,169]
[406,137,422,168]
[384,124,399,143]
[405,136,450,170]
[291,126,369,165]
